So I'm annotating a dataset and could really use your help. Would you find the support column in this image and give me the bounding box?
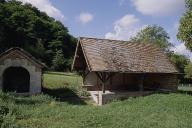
[96,72,113,94]
[138,75,144,91]
[102,72,106,93]
[102,82,106,93]
[0,76,2,90]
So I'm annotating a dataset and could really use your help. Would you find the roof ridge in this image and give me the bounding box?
[79,36,131,43]
[79,37,158,47]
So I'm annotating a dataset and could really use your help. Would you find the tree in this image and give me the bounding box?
[131,24,191,82]
[186,0,192,10]
[131,25,172,52]
[0,0,76,70]
[169,53,191,83]
[52,50,65,71]
[169,53,190,83]
[185,63,192,79]
[0,0,5,3]
[170,53,190,73]
[177,0,192,51]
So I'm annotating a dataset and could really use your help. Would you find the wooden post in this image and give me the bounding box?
[138,75,144,91]
[95,72,113,94]
[102,82,106,93]
[41,71,44,90]
[102,72,106,93]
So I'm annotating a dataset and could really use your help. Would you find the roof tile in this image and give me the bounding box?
[74,37,178,73]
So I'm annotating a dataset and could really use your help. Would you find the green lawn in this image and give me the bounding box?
[43,72,89,100]
[44,71,81,88]
[1,72,192,128]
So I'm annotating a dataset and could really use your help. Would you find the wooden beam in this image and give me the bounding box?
[95,72,104,82]
[95,72,106,93]
[95,72,114,93]
[84,70,90,78]
[106,72,113,81]
[81,67,90,83]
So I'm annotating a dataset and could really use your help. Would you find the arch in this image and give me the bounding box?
[2,67,30,93]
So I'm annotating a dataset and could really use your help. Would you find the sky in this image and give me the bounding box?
[18,0,192,60]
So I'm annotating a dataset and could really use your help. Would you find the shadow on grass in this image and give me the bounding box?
[14,98,45,105]
[0,93,43,106]
[42,87,87,105]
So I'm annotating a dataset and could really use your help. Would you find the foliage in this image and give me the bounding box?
[51,50,66,71]
[177,0,192,51]
[169,53,191,83]
[169,53,190,73]
[186,0,192,10]
[0,0,77,70]
[185,63,192,79]
[131,24,191,82]
[131,25,172,52]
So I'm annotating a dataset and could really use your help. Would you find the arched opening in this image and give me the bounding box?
[3,67,30,93]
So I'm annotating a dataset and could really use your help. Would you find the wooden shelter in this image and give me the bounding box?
[72,37,179,105]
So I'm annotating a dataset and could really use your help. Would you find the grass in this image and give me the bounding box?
[43,72,80,89]
[0,72,192,128]
[43,72,89,99]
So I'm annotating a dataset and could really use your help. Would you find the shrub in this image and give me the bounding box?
[51,50,66,71]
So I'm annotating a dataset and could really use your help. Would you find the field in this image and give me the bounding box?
[1,72,192,128]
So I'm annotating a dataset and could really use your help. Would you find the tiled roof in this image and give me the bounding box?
[72,37,178,73]
[0,47,46,68]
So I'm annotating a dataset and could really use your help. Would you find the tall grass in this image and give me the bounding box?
[0,91,54,128]
[0,73,192,128]
[1,91,192,128]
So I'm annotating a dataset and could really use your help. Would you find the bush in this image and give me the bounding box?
[0,106,19,128]
[51,50,66,71]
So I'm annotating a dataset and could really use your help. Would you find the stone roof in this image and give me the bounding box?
[0,47,46,68]
[72,37,178,73]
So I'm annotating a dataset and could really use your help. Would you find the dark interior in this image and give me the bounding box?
[3,67,30,93]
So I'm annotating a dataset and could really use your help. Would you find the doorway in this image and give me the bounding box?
[3,67,30,93]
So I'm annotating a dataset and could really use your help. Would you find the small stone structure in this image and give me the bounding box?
[0,47,45,94]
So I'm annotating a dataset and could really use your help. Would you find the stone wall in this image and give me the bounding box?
[0,58,42,94]
[98,91,154,105]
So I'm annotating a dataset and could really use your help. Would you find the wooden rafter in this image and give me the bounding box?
[82,68,90,83]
